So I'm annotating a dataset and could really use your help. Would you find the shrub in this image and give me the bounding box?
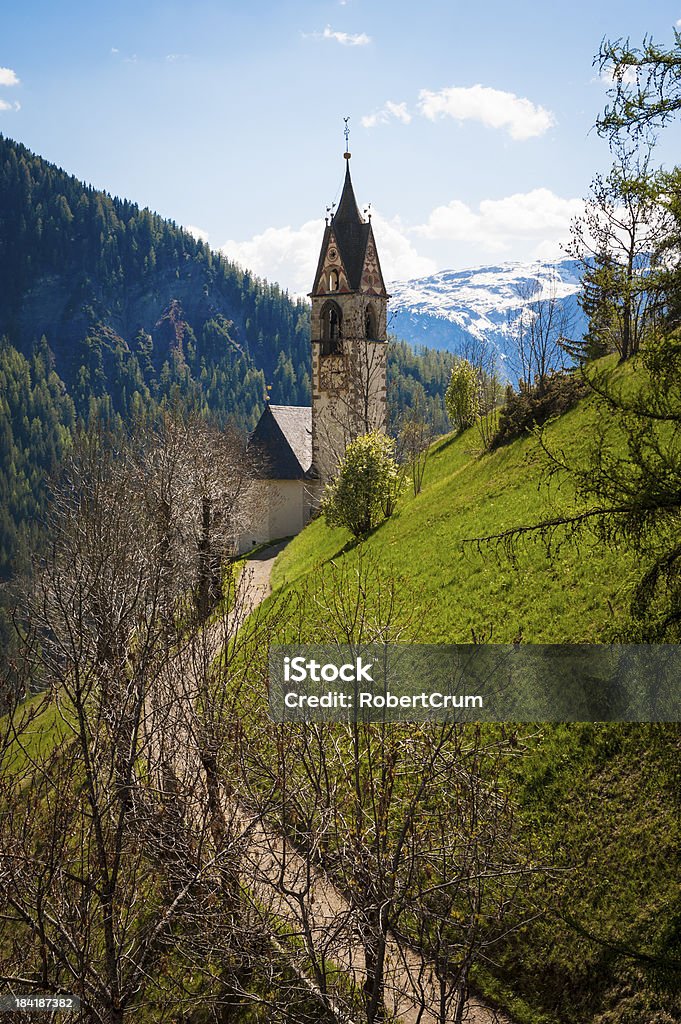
[320,432,402,538]
[445,359,479,432]
[491,371,587,449]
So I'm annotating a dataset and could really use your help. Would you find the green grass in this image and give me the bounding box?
[271,389,636,643]
[0,690,69,776]
[4,374,676,1024]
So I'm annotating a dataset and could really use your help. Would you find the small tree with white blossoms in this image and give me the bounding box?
[321,431,402,538]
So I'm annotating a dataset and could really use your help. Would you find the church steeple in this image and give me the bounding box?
[309,147,389,487]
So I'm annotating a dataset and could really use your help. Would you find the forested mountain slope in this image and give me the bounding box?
[0,133,311,422]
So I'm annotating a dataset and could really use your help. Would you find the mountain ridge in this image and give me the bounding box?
[388,257,586,374]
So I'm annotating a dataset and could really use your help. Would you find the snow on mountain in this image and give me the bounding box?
[387,258,586,379]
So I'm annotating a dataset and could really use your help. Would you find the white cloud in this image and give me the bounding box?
[598,64,638,86]
[418,84,555,140]
[415,198,484,243]
[184,224,210,243]
[0,99,20,113]
[222,212,434,296]
[223,219,324,296]
[320,25,371,46]
[676,18,681,27]
[373,212,437,280]
[220,191,583,294]
[111,48,140,63]
[0,67,19,87]
[361,100,411,128]
[533,237,570,261]
[415,188,583,255]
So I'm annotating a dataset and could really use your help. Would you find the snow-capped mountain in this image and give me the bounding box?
[388,258,586,378]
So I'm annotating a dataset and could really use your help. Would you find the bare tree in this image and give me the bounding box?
[0,425,313,1023]
[404,729,531,1024]
[509,274,576,393]
[456,336,504,451]
[396,397,432,496]
[133,413,262,621]
[241,550,534,1024]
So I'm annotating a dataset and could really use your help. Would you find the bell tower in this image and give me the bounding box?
[309,149,389,486]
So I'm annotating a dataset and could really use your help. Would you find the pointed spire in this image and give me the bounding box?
[333,158,364,225]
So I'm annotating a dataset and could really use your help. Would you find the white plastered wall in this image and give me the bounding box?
[238,479,313,553]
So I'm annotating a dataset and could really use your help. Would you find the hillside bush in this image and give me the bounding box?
[320,432,401,537]
[491,371,587,449]
[444,359,479,432]
[445,357,504,449]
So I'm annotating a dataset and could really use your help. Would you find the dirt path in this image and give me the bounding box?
[239,539,289,612]
[231,542,512,1024]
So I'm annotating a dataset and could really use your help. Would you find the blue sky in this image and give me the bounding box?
[2,0,681,292]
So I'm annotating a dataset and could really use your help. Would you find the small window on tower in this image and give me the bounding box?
[329,269,339,292]
[320,301,342,356]
[365,304,378,340]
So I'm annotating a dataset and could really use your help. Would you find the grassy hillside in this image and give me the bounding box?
[263,383,680,1024]
[272,386,636,644]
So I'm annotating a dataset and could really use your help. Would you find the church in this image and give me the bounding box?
[239,150,389,551]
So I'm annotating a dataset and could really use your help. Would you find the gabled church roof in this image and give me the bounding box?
[312,159,384,294]
[248,404,312,480]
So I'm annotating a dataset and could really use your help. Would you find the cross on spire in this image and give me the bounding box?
[343,116,351,159]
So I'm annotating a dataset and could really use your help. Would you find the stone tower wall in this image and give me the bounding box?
[311,292,388,487]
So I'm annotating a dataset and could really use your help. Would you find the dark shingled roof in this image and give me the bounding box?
[335,159,363,223]
[331,162,372,291]
[311,160,376,294]
[248,404,312,480]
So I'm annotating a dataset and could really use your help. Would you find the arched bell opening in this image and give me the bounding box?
[320,300,343,356]
[364,303,378,340]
